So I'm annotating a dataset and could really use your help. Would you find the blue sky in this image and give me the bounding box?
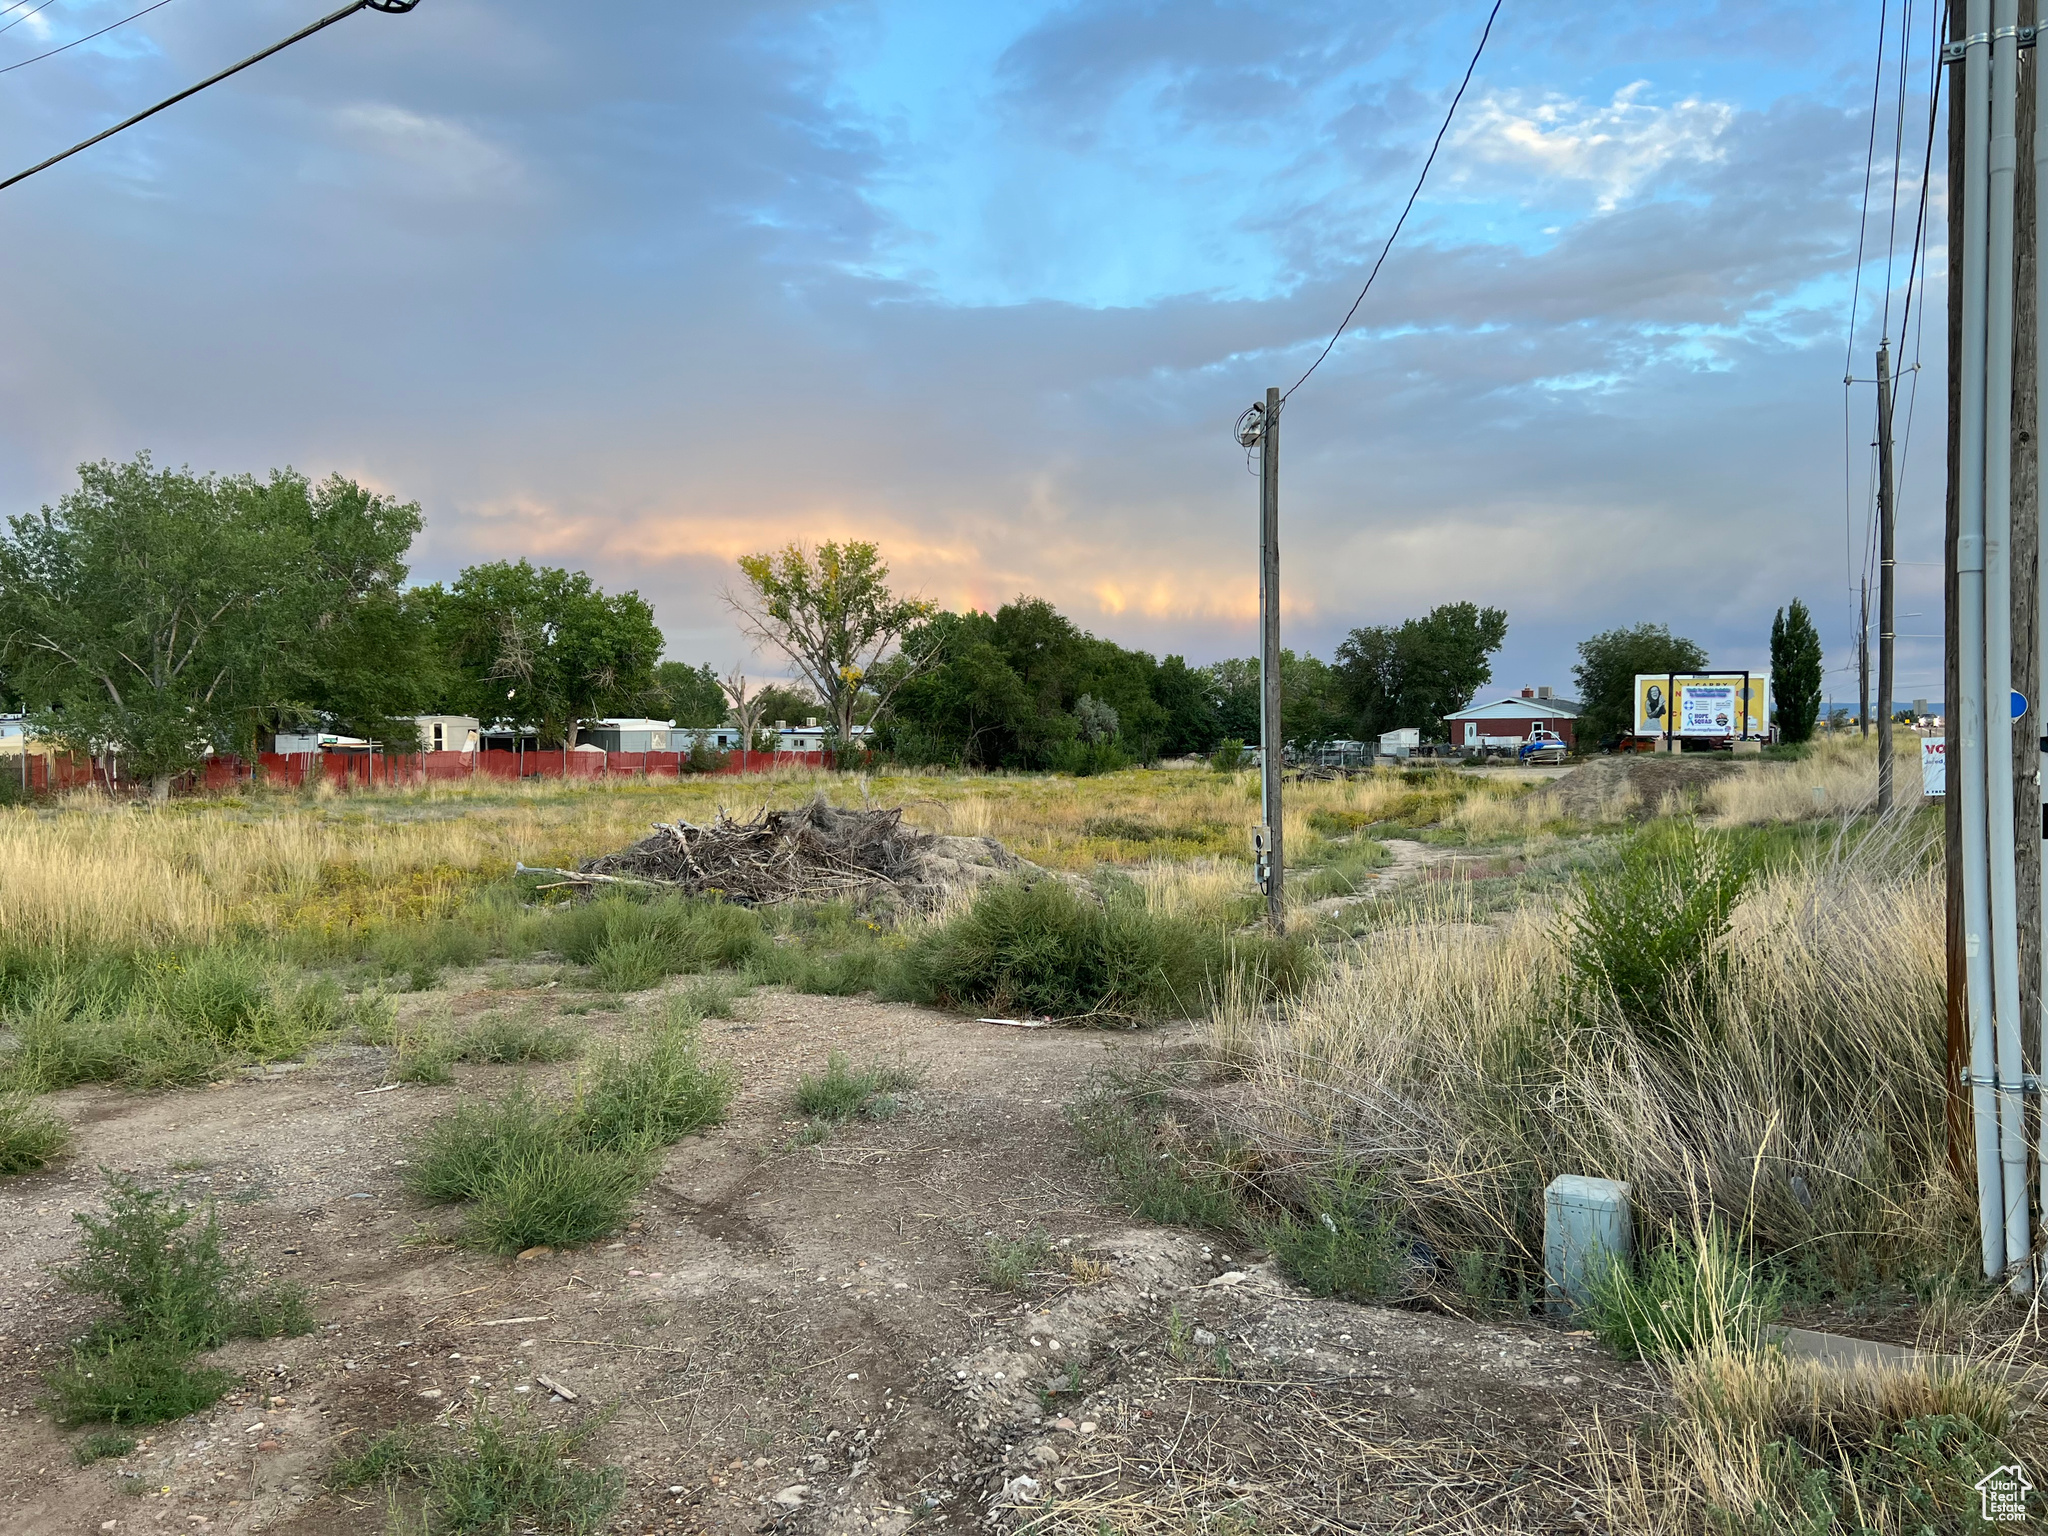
[0,0,1947,706]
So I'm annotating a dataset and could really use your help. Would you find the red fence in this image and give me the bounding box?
[18,748,847,796]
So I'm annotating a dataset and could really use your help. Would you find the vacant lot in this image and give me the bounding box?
[0,740,2025,1535]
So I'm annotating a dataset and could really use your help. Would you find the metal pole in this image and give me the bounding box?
[1259,385,1285,934]
[1859,578,1871,737]
[1987,0,2031,1289]
[1959,0,2008,1282]
[1878,342,1898,812]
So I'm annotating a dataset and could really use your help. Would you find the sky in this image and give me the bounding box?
[0,0,1948,709]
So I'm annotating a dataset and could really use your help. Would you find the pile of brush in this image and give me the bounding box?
[534,796,936,907]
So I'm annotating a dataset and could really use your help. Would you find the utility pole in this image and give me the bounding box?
[1878,340,1898,811]
[1260,386,1285,934]
[1859,578,1872,737]
[1239,387,1286,935]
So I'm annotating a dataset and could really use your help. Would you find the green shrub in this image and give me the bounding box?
[1585,1219,1783,1362]
[0,1091,69,1172]
[549,894,764,986]
[73,1429,137,1464]
[45,1338,234,1426]
[235,1282,316,1340]
[1264,1175,1404,1303]
[980,1230,1053,1292]
[330,1404,622,1535]
[1068,1089,1244,1230]
[794,1052,917,1123]
[1568,823,1752,1046]
[1210,739,1247,773]
[577,1026,736,1152]
[894,877,1312,1023]
[457,1013,577,1065]
[60,1176,242,1349]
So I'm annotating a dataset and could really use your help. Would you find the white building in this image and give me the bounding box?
[1441,688,1584,752]
[583,718,674,753]
[413,715,480,753]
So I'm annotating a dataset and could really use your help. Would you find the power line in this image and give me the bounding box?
[0,0,176,77]
[1280,0,1504,404]
[1844,0,1890,612]
[0,0,60,37]
[0,0,418,192]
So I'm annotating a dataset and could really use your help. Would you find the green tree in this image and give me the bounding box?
[1770,598,1825,744]
[729,542,933,745]
[651,661,726,727]
[1571,623,1710,749]
[1336,602,1508,741]
[1149,655,1220,757]
[0,455,423,797]
[880,610,1033,767]
[432,560,662,748]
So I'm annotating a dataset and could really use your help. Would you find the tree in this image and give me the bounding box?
[878,610,1033,767]
[0,455,423,797]
[1336,602,1508,741]
[728,542,934,745]
[652,661,726,727]
[719,669,770,752]
[1150,655,1220,757]
[1770,598,1825,744]
[1571,623,1710,749]
[433,560,661,748]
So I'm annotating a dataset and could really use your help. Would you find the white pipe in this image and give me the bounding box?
[1960,0,2006,1282]
[1985,0,2030,1290]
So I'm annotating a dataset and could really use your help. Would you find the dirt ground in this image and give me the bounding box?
[0,975,1653,1536]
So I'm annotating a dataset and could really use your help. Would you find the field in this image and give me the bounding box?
[0,732,2027,1536]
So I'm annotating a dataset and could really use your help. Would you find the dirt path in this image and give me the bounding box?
[0,981,1648,1535]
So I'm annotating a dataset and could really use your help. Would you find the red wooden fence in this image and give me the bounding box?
[16,748,850,796]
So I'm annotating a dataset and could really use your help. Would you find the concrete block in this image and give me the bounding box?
[1544,1174,1632,1316]
[1732,739,1762,756]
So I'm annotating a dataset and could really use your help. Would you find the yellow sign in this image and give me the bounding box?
[1634,673,1770,739]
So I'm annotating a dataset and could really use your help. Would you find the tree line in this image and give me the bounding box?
[0,456,1831,795]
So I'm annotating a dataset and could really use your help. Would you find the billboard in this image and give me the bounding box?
[1922,737,1945,798]
[1634,673,1771,739]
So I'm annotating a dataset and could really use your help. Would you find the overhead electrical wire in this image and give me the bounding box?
[1278,0,1504,405]
[1844,0,1889,608]
[0,0,61,37]
[0,0,417,192]
[0,0,176,77]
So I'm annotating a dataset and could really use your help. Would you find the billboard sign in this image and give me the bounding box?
[1634,672,1770,739]
[1922,737,1945,798]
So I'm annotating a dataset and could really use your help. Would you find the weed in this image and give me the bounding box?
[794,1052,918,1123]
[1264,1174,1405,1303]
[73,1428,137,1464]
[1068,1087,1244,1231]
[404,1089,564,1206]
[1586,1219,1783,1362]
[551,894,764,991]
[1165,1304,1194,1362]
[894,876,1312,1023]
[60,1176,242,1349]
[45,1338,235,1426]
[0,1090,68,1172]
[235,1282,316,1340]
[979,1230,1053,1292]
[459,1142,649,1256]
[392,1020,458,1085]
[457,1012,577,1065]
[576,1025,737,1152]
[329,1404,622,1536]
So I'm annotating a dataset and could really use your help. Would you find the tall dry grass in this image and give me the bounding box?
[1705,732,1921,825]
[1226,813,1966,1287]
[0,766,1519,956]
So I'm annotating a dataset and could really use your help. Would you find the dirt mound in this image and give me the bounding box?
[555,794,1037,911]
[1547,753,1742,821]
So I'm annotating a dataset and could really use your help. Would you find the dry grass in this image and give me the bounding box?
[1224,814,1965,1289]
[1704,732,1923,826]
[0,767,1520,957]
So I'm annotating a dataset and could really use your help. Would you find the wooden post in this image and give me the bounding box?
[1259,385,1286,934]
[1877,341,1898,811]
[2015,4,2042,1079]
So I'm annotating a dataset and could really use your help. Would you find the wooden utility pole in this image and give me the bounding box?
[1878,340,1897,811]
[1259,385,1285,934]
[2014,2,2041,1076]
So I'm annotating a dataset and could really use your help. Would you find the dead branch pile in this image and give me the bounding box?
[566,797,933,906]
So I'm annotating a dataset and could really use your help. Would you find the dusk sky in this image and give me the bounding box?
[0,0,1944,708]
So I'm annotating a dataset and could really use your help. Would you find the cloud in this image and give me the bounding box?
[1452,83,1738,211]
